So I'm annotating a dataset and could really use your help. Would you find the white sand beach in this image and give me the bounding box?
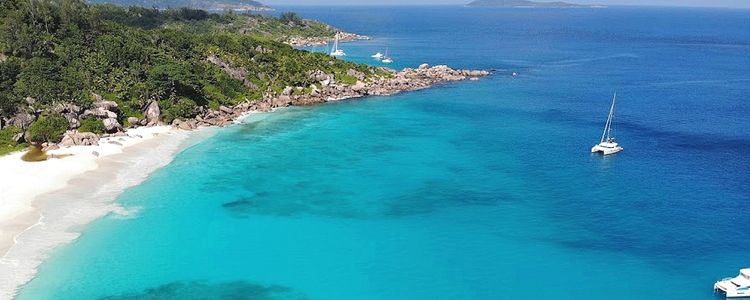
[0,126,197,299]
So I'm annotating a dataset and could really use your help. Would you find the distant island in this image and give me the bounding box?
[88,0,273,11]
[466,0,599,8]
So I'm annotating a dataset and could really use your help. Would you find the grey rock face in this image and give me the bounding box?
[65,113,80,129]
[10,112,35,129]
[282,86,294,96]
[12,132,24,143]
[127,117,140,127]
[60,131,100,147]
[145,101,161,126]
[102,118,123,133]
[219,105,233,114]
[93,100,119,112]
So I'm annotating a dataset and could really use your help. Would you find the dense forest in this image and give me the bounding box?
[0,0,380,154]
[88,0,270,10]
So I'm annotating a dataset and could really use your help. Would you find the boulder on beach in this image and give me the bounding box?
[60,131,100,146]
[145,101,161,126]
[103,118,123,133]
[219,105,234,114]
[127,117,140,127]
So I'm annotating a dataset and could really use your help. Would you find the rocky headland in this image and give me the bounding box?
[159,64,488,131]
[32,64,489,150]
[286,32,371,47]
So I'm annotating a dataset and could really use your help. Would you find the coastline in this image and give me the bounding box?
[0,126,204,299]
[285,32,370,47]
[0,63,489,299]
[173,64,491,130]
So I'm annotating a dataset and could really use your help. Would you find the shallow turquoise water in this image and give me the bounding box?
[17,6,750,300]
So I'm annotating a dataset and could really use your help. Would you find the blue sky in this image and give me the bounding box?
[264,0,750,8]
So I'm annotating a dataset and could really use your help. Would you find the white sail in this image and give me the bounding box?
[600,92,617,143]
[329,33,346,57]
[381,47,393,63]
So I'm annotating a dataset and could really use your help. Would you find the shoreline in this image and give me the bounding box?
[0,63,488,299]
[172,64,491,130]
[0,126,203,299]
[285,32,370,48]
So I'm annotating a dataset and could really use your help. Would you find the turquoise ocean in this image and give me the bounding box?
[16,6,750,300]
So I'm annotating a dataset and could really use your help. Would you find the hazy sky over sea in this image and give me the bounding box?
[265,0,750,8]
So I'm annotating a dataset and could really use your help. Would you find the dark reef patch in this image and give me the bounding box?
[221,183,505,220]
[100,280,306,300]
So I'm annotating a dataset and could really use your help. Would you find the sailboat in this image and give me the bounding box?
[381,48,393,64]
[591,93,623,155]
[329,33,346,57]
[371,52,384,59]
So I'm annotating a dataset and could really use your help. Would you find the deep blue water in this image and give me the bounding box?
[16,6,750,300]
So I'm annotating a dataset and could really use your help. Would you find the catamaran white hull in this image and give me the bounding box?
[591,144,623,155]
[715,281,750,298]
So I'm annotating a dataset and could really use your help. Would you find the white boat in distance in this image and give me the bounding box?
[371,52,384,59]
[715,268,750,298]
[329,33,346,57]
[591,93,623,155]
[381,48,393,64]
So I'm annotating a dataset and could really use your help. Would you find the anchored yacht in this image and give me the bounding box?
[715,269,750,298]
[591,93,623,155]
[381,48,393,64]
[329,33,346,57]
[371,52,384,59]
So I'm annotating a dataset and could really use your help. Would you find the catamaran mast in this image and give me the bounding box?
[600,92,617,143]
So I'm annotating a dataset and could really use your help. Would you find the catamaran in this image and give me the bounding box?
[329,33,346,57]
[591,93,623,155]
[381,48,393,64]
[715,268,750,298]
[371,52,384,59]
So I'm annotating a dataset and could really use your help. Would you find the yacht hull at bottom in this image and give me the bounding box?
[591,143,623,155]
[714,269,750,298]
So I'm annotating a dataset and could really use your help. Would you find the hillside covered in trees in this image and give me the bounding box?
[0,0,382,154]
[89,0,271,11]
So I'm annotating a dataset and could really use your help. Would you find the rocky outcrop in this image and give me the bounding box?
[9,112,35,129]
[172,119,198,131]
[144,101,161,126]
[41,142,59,152]
[127,117,140,127]
[206,55,258,89]
[286,32,370,47]
[64,113,80,129]
[80,96,123,132]
[102,118,123,133]
[59,131,100,147]
[12,132,24,143]
[93,99,119,112]
[172,64,490,129]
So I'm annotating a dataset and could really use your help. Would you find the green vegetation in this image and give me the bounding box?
[89,0,270,11]
[78,118,106,134]
[0,0,381,145]
[26,114,69,143]
[0,126,26,155]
